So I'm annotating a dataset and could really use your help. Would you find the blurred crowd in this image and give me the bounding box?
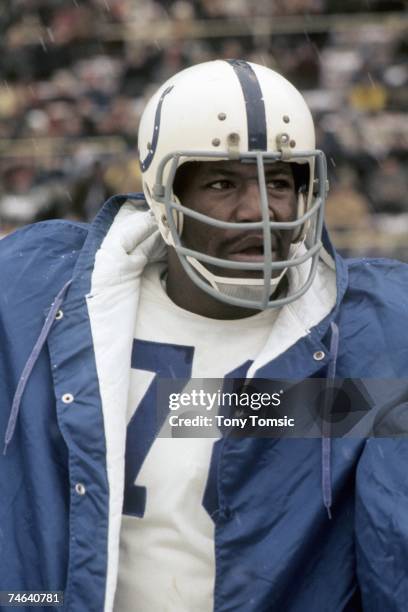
[0,0,407,259]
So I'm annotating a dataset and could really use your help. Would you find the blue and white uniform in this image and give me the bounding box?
[1,194,408,612]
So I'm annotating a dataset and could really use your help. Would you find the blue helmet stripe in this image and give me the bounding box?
[226,59,267,151]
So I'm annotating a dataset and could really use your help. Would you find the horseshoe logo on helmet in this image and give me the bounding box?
[139,85,174,173]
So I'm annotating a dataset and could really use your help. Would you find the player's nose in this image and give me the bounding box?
[235,180,269,223]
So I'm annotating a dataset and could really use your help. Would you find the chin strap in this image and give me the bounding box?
[186,257,284,290]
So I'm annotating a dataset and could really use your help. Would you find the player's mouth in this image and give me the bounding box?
[226,235,280,262]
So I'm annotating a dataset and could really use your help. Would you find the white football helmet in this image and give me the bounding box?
[138,59,328,309]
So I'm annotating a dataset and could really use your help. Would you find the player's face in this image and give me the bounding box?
[175,160,298,279]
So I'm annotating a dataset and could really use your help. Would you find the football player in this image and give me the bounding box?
[1,60,408,612]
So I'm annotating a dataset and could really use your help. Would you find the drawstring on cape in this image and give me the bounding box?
[321,321,339,519]
[3,279,72,456]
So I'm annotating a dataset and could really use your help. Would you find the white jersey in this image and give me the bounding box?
[114,263,279,612]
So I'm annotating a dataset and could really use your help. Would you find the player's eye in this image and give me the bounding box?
[266,177,292,190]
[206,179,234,190]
